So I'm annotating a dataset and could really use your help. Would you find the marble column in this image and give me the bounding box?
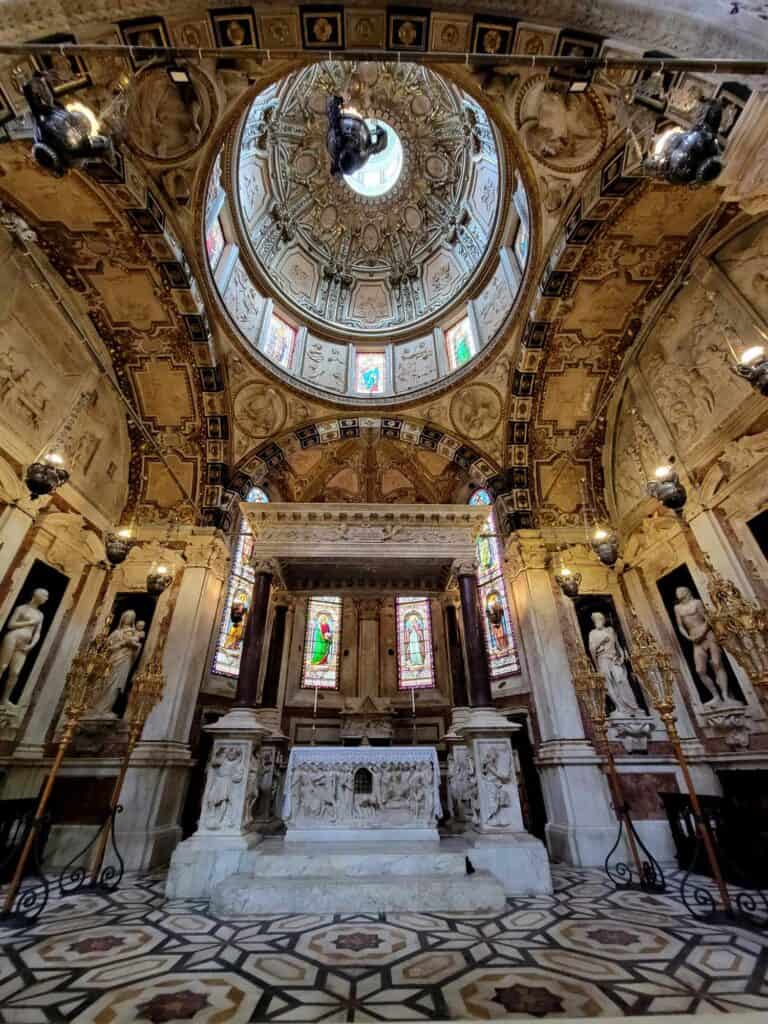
[261,602,288,708]
[235,562,274,708]
[506,533,617,867]
[357,598,380,699]
[455,561,493,708]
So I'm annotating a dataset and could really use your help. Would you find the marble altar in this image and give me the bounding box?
[283,745,441,841]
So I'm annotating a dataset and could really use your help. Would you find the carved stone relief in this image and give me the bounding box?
[515,75,607,174]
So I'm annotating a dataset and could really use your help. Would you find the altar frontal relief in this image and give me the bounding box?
[302,595,342,689]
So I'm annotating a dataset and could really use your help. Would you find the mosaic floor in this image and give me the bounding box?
[0,867,767,1022]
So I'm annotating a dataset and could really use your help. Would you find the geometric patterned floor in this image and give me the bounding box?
[1,867,767,1022]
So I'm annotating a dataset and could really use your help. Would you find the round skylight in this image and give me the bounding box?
[344,120,403,198]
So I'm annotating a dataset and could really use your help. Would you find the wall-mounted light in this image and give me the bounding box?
[555,566,581,599]
[590,526,620,568]
[732,344,768,396]
[104,527,134,567]
[647,462,687,513]
[24,451,69,499]
[147,563,173,596]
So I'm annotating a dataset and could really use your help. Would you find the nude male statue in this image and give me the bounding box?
[0,588,48,703]
[673,586,728,704]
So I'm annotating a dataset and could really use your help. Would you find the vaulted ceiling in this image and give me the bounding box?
[0,2,763,531]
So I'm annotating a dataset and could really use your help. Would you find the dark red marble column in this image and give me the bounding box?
[456,565,494,708]
[234,568,273,707]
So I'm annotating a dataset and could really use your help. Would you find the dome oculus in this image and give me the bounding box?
[344,120,403,198]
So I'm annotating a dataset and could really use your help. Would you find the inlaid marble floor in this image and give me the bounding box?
[0,866,767,1022]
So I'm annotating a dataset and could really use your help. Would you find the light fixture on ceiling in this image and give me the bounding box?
[326,94,388,177]
[643,99,725,186]
[591,526,620,568]
[22,72,113,177]
[732,344,768,396]
[647,460,687,513]
[24,451,69,499]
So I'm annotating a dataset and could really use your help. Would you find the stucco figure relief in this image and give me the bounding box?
[202,744,246,830]
[516,75,607,173]
[0,589,48,703]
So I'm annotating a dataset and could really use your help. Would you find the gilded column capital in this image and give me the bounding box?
[452,559,478,578]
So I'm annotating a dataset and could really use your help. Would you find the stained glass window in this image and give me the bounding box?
[206,217,226,271]
[395,596,436,690]
[355,351,386,394]
[211,486,269,679]
[301,595,343,689]
[445,317,476,371]
[470,488,520,678]
[264,313,297,370]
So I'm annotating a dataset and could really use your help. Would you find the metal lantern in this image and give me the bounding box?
[146,564,173,596]
[591,527,620,568]
[643,100,724,186]
[104,530,132,567]
[24,455,69,499]
[326,94,387,176]
[23,73,112,177]
[732,345,768,397]
[647,464,687,512]
[704,565,768,697]
[555,566,581,599]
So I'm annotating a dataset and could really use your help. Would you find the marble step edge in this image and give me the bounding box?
[239,849,471,877]
[211,870,507,914]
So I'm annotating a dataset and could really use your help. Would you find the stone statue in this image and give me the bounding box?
[0,589,48,703]
[673,586,729,704]
[91,611,145,715]
[587,612,640,716]
[479,745,514,826]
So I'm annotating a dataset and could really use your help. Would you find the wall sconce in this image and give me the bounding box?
[647,462,687,513]
[146,563,173,596]
[24,451,69,499]
[104,527,133,567]
[555,566,581,599]
[591,527,620,568]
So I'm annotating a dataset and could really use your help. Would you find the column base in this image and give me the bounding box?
[166,831,263,899]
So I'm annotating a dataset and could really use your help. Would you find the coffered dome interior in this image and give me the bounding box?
[205,61,529,403]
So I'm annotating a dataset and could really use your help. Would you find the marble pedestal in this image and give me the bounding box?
[460,707,553,896]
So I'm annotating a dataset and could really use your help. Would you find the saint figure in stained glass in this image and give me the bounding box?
[311,611,334,665]
[477,533,493,573]
[223,586,249,652]
[404,611,426,667]
[485,590,510,652]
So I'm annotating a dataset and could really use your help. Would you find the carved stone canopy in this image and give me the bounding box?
[240,501,488,591]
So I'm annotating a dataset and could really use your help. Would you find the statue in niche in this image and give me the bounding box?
[673,587,729,704]
[90,611,145,716]
[588,611,641,716]
[0,589,48,703]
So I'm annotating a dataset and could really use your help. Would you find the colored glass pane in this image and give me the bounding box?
[356,351,386,394]
[302,595,343,689]
[445,317,476,371]
[212,486,268,678]
[396,596,435,690]
[264,314,297,370]
[470,494,520,679]
[206,217,225,271]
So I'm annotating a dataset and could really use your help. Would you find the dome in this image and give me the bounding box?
[207,61,530,401]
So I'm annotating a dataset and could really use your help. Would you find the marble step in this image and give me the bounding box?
[240,841,470,878]
[212,870,507,914]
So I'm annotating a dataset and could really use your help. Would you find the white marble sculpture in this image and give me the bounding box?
[673,586,729,704]
[91,610,145,715]
[0,588,48,703]
[587,611,640,716]
[282,746,441,839]
[202,743,247,831]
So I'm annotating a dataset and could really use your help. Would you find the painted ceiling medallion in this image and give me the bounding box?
[236,61,503,337]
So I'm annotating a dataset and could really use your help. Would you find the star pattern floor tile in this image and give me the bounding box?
[1,867,766,1021]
